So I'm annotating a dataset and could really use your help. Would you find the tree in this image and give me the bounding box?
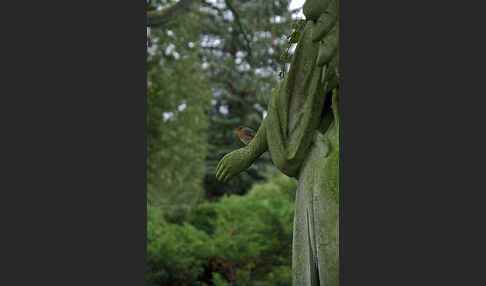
[147,0,211,216]
[199,0,295,198]
[147,0,197,27]
[146,0,304,200]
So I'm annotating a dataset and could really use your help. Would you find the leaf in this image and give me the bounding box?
[289,31,300,43]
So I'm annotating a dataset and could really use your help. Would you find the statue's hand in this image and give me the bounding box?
[216,147,253,183]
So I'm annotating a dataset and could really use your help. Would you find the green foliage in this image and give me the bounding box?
[147,175,297,285]
[279,19,307,78]
[147,0,211,213]
[251,174,297,203]
[147,206,213,286]
[186,203,220,235]
[212,273,230,286]
[252,266,292,286]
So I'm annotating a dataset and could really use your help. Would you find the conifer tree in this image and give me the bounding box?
[199,0,295,198]
[147,0,210,214]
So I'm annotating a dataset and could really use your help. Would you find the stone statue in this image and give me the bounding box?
[216,0,339,285]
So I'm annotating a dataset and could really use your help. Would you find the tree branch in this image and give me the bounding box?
[147,0,197,27]
[224,0,253,62]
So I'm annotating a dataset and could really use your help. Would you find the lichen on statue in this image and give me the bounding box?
[303,0,331,21]
[216,0,339,285]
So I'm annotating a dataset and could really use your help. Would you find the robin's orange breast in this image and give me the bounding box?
[237,127,243,139]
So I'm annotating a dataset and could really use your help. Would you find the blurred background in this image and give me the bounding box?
[147,0,305,284]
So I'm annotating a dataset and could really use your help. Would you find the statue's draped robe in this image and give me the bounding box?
[266,22,339,286]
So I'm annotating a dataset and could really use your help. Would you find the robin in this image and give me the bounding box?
[237,126,256,145]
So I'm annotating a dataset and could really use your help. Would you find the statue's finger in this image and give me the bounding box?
[216,162,222,178]
[317,25,338,67]
[223,165,234,182]
[218,165,229,181]
[216,164,226,180]
[221,169,231,183]
[216,159,223,175]
[223,171,232,183]
[217,172,224,182]
[217,154,227,170]
[312,9,337,42]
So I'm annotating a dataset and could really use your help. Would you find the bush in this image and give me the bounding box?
[186,204,220,235]
[147,174,298,285]
[147,206,213,286]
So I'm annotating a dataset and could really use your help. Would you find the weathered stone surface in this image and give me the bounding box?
[266,22,327,179]
[292,93,339,286]
[304,0,330,21]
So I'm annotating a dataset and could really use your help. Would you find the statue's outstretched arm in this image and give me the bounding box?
[216,117,268,182]
[216,0,339,183]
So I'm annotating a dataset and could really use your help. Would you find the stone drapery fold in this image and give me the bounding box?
[266,23,328,178]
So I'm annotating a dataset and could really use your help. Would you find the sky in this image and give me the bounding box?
[289,0,305,18]
[289,0,305,10]
[203,0,306,18]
